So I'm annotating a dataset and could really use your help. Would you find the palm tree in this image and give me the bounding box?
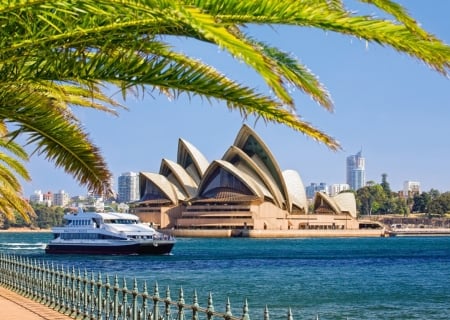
[1,0,449,221]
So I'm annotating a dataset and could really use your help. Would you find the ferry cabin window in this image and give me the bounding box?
[60,233,124,240]
[69,220,93,226]
[103,219,138,224]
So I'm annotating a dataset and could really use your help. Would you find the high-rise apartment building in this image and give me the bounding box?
[118,172,140,203]
[53,190,70,207]
[29,190,44,204]
[328,183,350,196]
[305,182,328,199]
[346,151,366,191]
[403,181,421,198]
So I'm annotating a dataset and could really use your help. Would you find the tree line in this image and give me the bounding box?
[355,174,450,217]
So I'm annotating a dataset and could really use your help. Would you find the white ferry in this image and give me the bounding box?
[45,208,175,255]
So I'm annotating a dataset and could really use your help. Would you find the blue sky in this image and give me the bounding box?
[23,1,450,197]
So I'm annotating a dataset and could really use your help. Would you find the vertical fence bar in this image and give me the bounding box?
[264,305,269,320]
[206,292,214,320]
[113,275,120,320]
[131,279,139,320]
[192,290,199,320]
[121,278,128,319]
[241,299,250,320]
[177,287,185,320]
[104,275,111,319]
[97,272,103,320]
[90,272,96,317]
[287,308,293,320]
[164,286,172,320]
[75,269,83,318]
[152,282,160,320]
[224,298,232,320]
[141,281,149,320]
[83,269,90,319]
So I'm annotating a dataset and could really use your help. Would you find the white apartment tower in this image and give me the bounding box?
[53,190,70,207]
[403,181,421,198]
[118,172,140,203]
[346,151,366,191]
[29,190,44,204]
[329,184,350,196]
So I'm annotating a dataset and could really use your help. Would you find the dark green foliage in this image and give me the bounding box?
[33,204,65,229]
[356,174,408,216]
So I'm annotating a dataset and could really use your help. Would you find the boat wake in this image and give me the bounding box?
[0,242,46,251]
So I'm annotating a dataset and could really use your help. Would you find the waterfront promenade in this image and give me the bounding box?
[0,286,70,320]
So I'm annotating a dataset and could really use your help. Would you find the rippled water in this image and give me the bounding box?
[0,232,449,320]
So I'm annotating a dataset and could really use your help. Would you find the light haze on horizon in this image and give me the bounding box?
[22,1,450,197]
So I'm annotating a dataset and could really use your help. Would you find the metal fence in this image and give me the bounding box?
[0,253,294,319]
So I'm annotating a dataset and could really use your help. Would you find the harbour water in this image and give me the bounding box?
[0,232,449,319]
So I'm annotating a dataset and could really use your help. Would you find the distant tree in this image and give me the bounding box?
[428,192,450,217]
[412,192,431,213]
[356,185,385,216]
[429,189,441,200]
[391,197,409,216]
[28,203,65,229]
[380,173,392,195]
[356,174,408,216]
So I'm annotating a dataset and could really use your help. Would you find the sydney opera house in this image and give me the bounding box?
[131,125,383,237]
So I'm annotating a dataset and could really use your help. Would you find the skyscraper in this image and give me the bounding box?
[118,172,140,203]
[346,151,366,191]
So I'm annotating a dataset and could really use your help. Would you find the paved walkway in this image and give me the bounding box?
[0,286,72,320]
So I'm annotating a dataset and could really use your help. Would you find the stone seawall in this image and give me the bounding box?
[169,228,386,238]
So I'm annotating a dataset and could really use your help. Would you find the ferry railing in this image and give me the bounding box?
[0,253,295,320]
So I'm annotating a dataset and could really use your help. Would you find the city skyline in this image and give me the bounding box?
[20,1,450,197]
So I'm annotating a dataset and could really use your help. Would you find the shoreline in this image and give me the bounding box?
[0,227,51,233]
[168,228,387,238]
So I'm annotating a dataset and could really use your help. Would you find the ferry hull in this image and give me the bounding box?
[45,242,175,255]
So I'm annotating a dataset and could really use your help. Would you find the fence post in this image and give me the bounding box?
[241,299,250,320]
[141,281,149,320]
[152,282,160,320]
[192,290,199,320]
[113,275,120,320]
[69,267,77,316]
[90,272,96,317]
[132,278,139,320]
[264,305,269,320]
[97,272,103,320]
[224,297,232,320]
[206,292,214,320]
[104,275,111,319]
[287,308,293,320]
[121,278,129,319]
[177,287,185,320]
[75,269,83,318]
[83,269,89,319]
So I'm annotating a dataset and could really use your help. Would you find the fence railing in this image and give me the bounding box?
[0,253,294,319]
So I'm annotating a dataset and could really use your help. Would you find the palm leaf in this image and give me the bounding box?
[0,85,112,195]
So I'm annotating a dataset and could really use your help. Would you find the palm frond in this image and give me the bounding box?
[0,185,34,223]
[0,86,112,195]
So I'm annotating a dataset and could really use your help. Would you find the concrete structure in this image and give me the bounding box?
[346,151,365,191]
[305,182,328,199]
[29,190,43,204]
[132,125,379,236]
[403,180,421,198]
[328,183,350,196]
[52,190,70,207]
[118,171,139,203]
